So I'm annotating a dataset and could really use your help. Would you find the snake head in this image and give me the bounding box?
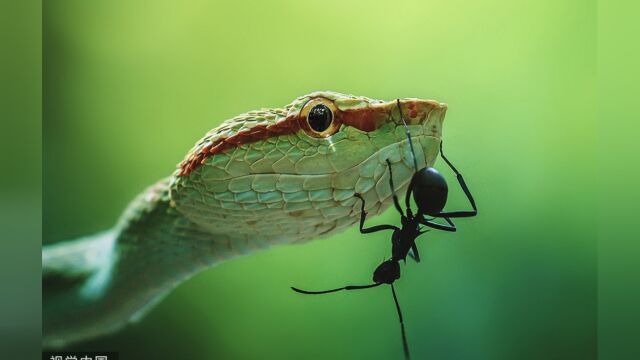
[171,91,446,247]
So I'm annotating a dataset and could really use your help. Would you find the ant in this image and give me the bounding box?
[292,100,478,360]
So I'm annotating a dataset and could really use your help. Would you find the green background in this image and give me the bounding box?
[44,0,597,359]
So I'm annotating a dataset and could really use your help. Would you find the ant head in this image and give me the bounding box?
[373,260,400,284]
[412,167,448,216]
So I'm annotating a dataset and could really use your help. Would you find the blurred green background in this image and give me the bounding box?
[44,0,596,359]
[597,1,640,359]
[1,1,41,359]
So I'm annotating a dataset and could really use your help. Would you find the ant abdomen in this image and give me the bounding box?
[412,167,448,216]
[373,260,401,284]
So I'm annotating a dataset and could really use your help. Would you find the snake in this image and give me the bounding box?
[42,91,447,347]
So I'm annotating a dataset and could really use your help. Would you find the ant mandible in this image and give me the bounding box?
[292,100,478,360]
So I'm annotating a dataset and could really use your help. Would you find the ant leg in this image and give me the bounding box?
[408,244,421,263]
[386,159,405,217]
[291,282,382,294]
[418,215,457,232]
[436,142,478,218]
[354,194,398,234]
[391,283,411,360]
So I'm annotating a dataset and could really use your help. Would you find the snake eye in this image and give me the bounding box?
[307,104,333,132]
[300,98,340,138]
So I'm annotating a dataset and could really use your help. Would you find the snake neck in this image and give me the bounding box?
[118,177,271,260]
[117,177,223,262]
[110,177,249,296]
[43,177,241,347]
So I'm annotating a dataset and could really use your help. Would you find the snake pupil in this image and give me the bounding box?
[307,104,333,132]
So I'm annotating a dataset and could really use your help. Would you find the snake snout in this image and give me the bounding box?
[390,99,446,140]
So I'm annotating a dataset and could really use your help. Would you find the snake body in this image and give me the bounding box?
[43,91,447,347]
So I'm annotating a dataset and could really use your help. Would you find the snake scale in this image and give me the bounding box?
[42,91,447,347]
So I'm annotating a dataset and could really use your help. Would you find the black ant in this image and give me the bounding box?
[292,100,478,360]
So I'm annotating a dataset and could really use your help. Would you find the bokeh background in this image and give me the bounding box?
[1,1,42,358]
[44,1,597,359]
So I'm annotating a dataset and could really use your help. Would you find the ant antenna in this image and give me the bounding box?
[397,99,419,173]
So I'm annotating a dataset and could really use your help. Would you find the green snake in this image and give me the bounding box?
[42,91,447,347]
